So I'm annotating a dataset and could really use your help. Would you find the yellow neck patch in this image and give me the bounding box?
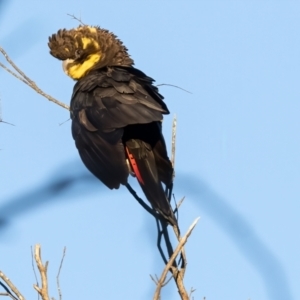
[81,37,99,50]
[67,53,101,80]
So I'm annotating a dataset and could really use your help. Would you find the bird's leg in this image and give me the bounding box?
[155,216,168,265]
[155,216,178,270]
[125,183,158,219]
[126,183,182,270]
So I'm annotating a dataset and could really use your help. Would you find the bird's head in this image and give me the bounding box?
[48,25,134,80]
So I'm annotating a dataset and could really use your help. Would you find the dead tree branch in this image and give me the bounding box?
[33,245,50,300]
[0,271,25,300]
[56,247,66,300]
[171,114,177,171]
[153,217,200,300]
[0,47,69,110]
[67,14,86,26]
[30,246,40,300]
[0,292,17,299]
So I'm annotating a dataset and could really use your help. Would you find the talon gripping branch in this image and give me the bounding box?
[48,25,177,226]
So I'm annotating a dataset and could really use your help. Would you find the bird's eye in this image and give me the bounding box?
[75,49,82,58]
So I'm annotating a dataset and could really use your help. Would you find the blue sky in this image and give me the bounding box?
[1,1,299,299]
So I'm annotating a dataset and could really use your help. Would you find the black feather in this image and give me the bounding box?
[70,66,176,224]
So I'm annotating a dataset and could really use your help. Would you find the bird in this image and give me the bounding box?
[48,25,177,226]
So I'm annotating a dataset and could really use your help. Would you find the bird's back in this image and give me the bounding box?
[70,66,172,190]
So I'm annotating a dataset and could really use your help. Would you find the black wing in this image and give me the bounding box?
[70,66,169,189]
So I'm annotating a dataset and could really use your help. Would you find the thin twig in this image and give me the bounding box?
[0,47,69,111]
[0,283,18,300]
[188,287,196,299]
[58,119,70,126]
[67,14,86,26]
[150,274,157,285]
[0,48,35,85]
[153,217,200,300]
[150,274,172,287]
[0,62,29,86]
[176,197,185,210]
[0,120,15,126]
[173,196,185,216]
[156,84,192,94]
[31,246,40,300]
[169,116,187,271]
[33,245,50,300]
[0,271,25,300]
[154,113,189,298]
[56,247,66,300]
[172,223,186,269]
[0,292,17,299]
[162,275,173,287]
[171,115,177,172]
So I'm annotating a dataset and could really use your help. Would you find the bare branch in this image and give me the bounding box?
[129,181,191,299]
[0,271,25,300]
[58,119,70,126]
[30,246,40,300]
[67,14,86,26]
[150,274,158,285]
[0,47,69,111]
[153,217,200,300]
[171,115,177,173]
[188,287,196,299]
[0,283,18,300]
[172,196,185,222]
[33,245,50,300]
[172,222,187,270]
[0,120,15,126]
[0,292,17,299]
[0,62,29,85]
[56,247,66,300]
[176,196,185,210]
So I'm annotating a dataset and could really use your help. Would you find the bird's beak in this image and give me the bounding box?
[62,59,74,75]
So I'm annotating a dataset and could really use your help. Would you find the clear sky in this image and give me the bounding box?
[1,1,299,299]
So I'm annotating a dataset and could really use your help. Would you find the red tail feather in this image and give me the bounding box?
[126,147,145,185]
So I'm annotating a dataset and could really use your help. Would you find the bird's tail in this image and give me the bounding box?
[126,141,177,226]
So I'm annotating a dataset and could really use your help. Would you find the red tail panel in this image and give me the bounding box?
[126,147,145,185]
